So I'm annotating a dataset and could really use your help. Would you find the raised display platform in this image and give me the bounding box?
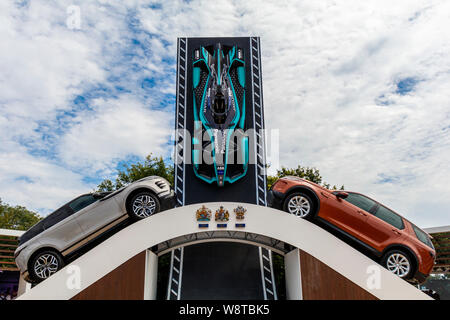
[17,203,431,300]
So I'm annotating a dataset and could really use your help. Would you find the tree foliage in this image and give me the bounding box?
[267,165,344,190]
[97,154,343,192]
[97,154,175,191]
[0,199,42,230]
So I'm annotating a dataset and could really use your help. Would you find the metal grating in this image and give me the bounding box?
[174,37,188,208]
[249,37,267,206]
[168,37,188,300]
[166,247,184,300]
[169,37,275,300]
[259,246,277,300]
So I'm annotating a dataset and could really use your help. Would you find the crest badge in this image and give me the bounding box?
[234,205,246,228]
[215,206,229,228]
[196,205,211,228]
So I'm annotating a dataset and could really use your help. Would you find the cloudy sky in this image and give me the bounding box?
[0,0,449,228]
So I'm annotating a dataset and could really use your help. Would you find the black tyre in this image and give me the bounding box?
[29,250,65,283]
[381,249,415,280]
[128,191,160,220]
[283,192,315,220]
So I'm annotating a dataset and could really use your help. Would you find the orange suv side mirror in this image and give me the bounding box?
[335,191,349,199]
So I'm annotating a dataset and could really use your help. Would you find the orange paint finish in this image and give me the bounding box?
[270,176,435,281]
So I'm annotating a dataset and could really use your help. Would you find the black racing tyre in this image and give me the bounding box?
[29,250,65,283]
[127,191,160,220]
[283,192,316,220]
[381,249,415,280]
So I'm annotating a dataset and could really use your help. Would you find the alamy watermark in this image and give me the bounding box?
[173,124,280,175]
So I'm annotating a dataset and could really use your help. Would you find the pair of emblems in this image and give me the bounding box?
[196,205,246,228]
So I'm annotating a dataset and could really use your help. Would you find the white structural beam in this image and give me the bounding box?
[0,228,25,237]
[424,225,450,234]
[284,249,302,300]
[143,250,158,300]
[18,203,431,300]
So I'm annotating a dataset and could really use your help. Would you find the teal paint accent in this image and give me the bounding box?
[225,136,249,184]
[226,74,241,127]
[193,92,199,122]
[195,171,216,184]
[193,67,200,88]
[229,47,235,60]
[192,45,248,186]
[237,66,245,87]
[220,73,242,184]
[242,136,249,166]
[193,149,200,166]
[198,76,210,127]
[239,92,245,129]
[222,48,248,184]
[233,59,245,64]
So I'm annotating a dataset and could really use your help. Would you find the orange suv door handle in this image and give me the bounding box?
[392,229,401,235]
[320,192,329,198]
[357,210,367,216]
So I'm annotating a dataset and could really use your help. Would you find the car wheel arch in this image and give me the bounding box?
[125,187,159,213]
[27,246,64,272]
[381,244,419,273]
[283,186,320,216]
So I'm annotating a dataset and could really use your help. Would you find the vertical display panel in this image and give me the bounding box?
[174,37,267,206]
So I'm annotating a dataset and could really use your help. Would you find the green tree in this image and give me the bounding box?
[0,199,42,230]
[97,154,175,191]
[267,165,344,190]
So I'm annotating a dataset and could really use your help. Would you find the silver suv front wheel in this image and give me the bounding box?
[128,191,160,220]
[30,250,64,283]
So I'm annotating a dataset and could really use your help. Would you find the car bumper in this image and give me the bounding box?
[267,189,284,209]
[14,249,27,273]
[414,270,429,284]
[158,189,175,211]
[21,270,32,282]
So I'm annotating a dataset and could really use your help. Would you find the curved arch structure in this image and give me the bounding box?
[18,203,430,300]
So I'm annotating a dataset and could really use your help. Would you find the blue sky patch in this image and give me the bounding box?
[395,77,420,95]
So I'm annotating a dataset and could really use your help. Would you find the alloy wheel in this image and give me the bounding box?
[34,253,60,279]
[132,194,157,218]
[386,252,410,278]
[287,195,311,218]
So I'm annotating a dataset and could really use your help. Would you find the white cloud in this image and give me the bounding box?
[0,145,88,213]
[58,95,172,175]
[0,0,449,228]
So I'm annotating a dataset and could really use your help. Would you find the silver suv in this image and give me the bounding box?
[14,176,174,283]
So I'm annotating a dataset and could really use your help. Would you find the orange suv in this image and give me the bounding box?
[268,176,435,282]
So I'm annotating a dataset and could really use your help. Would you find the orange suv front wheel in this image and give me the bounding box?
[381,249,415,280]
[283,192,315,220]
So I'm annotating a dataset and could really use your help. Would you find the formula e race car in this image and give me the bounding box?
[192,43,248,187]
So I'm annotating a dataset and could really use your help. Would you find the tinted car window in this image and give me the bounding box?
[19,221,46,246]
[19,205,73,246]
[69,195,97,213]
[344,193,377,212]
[42,205,73,229]
[374,205,404,230]
[412,224,434,249]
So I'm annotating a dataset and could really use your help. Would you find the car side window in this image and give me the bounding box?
[42,206,73,229]
[374,205,404,230]
[69,195,98,213]
[343,193,377,212]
